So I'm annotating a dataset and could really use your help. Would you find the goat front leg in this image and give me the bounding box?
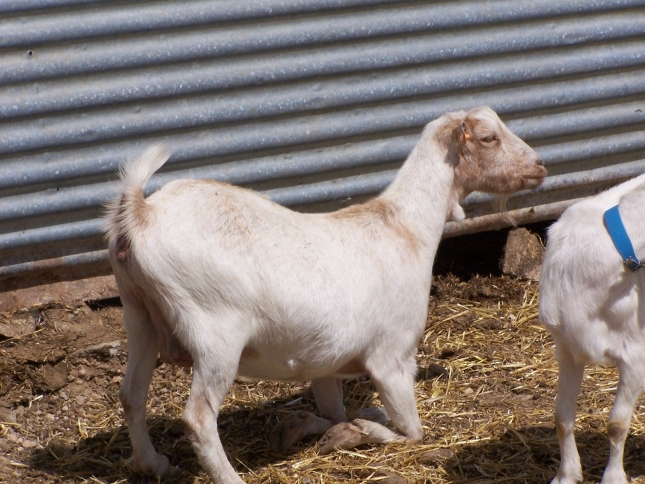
[119,298,176,476]
[269,376,345,453]
[319,356,421,454]
[551,344,584,484]
[601,354,645,484]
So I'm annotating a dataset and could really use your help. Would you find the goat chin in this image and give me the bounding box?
[104,106,544,484]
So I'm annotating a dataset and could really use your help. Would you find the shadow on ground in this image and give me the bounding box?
[26,382,379,483]
[438,426,645,484]
[26,395,306,483]
[28,408,645,484]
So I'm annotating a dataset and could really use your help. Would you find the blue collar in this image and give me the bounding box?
[604,204,643,272]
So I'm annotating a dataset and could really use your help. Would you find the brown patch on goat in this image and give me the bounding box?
[554,417,567,439]
[119,399,133,421]
[182,392,213,437]
[113,194,131,262]
[159,337,193,368]
[607,421,627,446]
[130,197,151,230]
[116,234,130,262]
[241,345,260,359]
[434,117,463,152]
[332,199,420,257]
[336,358,365,375]
[112,189,152,262]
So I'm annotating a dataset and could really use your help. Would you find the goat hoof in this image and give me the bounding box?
[318,421,364,454]
[131,453,178,478]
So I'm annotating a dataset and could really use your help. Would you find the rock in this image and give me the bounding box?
[501,228,544,281]
[417,363,448,380]
[75,395,86,406]
[0,406,16,423]
[476,319,505,330]
[4,428,19,442]
[35,362,69,393]
[378,470,408,484]
[485,346,499,356]
[0,315,35,339]
[21,439,38,449]
[418,447,455,465]
[439,348,456,359]
[72,340,124,359]
[428,363,448,377]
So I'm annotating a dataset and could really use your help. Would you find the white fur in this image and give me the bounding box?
[539,173,645,484]
[104,107,545,483]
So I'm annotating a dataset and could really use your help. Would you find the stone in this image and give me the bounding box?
[418,447,455,465]
[501,228,544,281]
[378,471,408,484]
[0,316,35,339]
[21,439,38,449]
[36,362,69,393]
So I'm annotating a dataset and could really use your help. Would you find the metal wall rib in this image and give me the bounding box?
[1,0,645,290]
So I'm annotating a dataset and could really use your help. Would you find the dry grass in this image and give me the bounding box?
[3,275,645,483]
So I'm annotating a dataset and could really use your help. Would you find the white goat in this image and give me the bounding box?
[540,173,645,484]
[104,106,545,484]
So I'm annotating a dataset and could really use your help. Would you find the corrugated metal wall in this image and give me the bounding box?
[2,0,645,292]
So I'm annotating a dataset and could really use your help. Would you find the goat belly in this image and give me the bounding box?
[237,347,352,382]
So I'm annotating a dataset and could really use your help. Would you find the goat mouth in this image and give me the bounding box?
[522,167,547,181]
[522,174,546,189]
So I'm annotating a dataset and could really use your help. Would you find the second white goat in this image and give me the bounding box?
[104,106,546,484]
[540,173,645,484]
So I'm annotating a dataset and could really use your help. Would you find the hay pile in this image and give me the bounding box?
[1,275,644,483]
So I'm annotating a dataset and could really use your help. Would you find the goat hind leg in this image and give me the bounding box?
[601,355,645,484]
[119,296,174,476]
[312,376,347,423]
[181,318,246,484]
[183,371,244,484]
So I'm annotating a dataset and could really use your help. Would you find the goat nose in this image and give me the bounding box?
[535,156,544,166]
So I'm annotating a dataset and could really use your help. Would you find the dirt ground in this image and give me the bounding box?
[1,233,645,483]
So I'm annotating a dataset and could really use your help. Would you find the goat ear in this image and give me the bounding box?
[456,120,471,144]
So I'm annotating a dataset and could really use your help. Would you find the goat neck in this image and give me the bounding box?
[380,115,458,256]
[615,179,645,260]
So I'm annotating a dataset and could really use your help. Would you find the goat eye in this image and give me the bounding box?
[481,136,496,143]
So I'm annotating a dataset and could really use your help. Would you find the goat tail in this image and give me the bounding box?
[103,144,171,259]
